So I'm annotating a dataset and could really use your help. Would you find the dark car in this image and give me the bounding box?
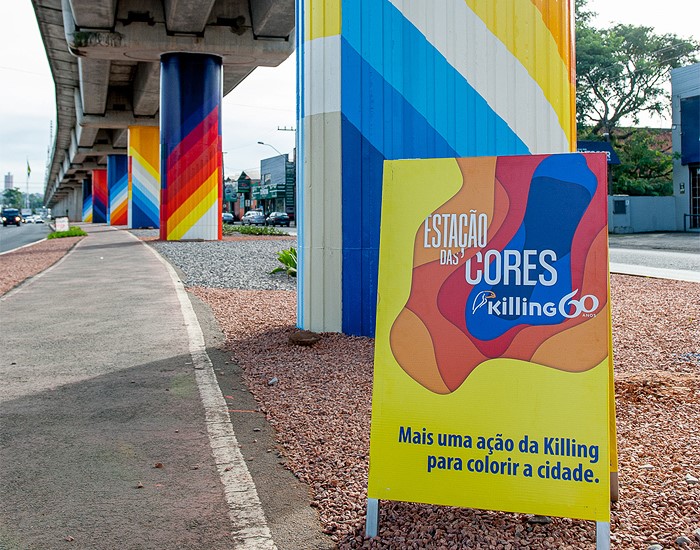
[266,212,290,227]
[222,212,235,224]
[241,210,266,226]
[2,208,22,227]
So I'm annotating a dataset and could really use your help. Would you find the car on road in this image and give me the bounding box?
[33,215,44,224]
[2,208,22,227]
[241,210,266,226]
[222,212,235,224]
[265,212,291,227]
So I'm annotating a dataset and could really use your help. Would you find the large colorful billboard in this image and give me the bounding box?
[368,153,612,521]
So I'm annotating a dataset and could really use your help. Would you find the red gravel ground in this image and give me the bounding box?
[190,275,700,550]
[0,237,82,295]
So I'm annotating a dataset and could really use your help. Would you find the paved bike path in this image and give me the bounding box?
[0,226,329,550]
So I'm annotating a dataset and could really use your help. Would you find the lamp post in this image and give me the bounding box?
[257,141,283,157]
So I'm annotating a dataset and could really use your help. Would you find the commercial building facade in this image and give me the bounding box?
[672,64,700,230]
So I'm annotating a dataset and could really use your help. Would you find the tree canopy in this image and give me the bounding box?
[2,188,23,209]
[614,129,676,196]
[575,0,698,137]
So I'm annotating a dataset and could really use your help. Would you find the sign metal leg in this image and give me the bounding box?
[365,498,379,537]
[596,521,610,550]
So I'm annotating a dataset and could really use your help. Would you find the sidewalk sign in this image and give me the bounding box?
[55,217,70,232]
[367,153,615,548]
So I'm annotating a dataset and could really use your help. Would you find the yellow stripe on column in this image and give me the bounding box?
[465,0,574,146]
[166,173,219,240]
[307,0,341,40]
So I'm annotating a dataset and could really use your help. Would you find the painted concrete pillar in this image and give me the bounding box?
[160,53,222,241]
[296,0,576,336]
[128,126,160,229]
[92,169,108,223]
[82,177,93,223]
[108,154,129,226]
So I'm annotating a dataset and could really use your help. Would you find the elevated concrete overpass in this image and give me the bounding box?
[33,0,294,216]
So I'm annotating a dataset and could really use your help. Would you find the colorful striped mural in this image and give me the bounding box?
[108,154,128,225]
[160,54,222,241]
[128,126,160,229]
[92,169,108,224]
[82,179,92,223]
[297,0,576,336]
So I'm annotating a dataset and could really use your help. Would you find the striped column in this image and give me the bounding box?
[107,154,128,225]
[82,178,93,223]
[160,53,222,241]
[92,169,108,223]
[297,0,575,336]
[128,126,160,229]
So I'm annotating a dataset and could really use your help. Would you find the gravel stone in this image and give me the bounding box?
[148,237,297,291]
[647,545,663,550]
[676,535,691,546]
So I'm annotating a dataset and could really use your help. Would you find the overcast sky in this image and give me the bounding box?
[0,1,696,195]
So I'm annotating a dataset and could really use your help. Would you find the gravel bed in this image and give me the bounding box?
[148,238,297,291]
[0,237,82,295]
[189,274,700,550]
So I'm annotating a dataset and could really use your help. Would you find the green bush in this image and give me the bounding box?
[270,247,297,277]
[223,224,288,236]
[47,227,87,239]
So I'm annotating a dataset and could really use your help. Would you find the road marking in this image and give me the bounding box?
[126,229,277,550]
[0,237,48,256]
[610,262,700,283]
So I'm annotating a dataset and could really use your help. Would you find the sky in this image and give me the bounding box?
[0,1,697,196]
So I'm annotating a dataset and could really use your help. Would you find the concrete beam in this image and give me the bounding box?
[76,124,99,148]
[164,0,216,34]
[112,128,128,148]
[250,0,295,39]
[68,0,116,29]
[63,21,293,67]
[75,87,157,130]
[78,58,110,114]
[132,62,160,116]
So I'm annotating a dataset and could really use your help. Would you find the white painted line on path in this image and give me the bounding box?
[128,230,277,550]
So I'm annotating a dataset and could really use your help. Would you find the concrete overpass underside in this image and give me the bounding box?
[33,0,294,214]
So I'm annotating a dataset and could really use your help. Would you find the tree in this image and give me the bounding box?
[614,129,675,196]
[2,188,23,208]
[27,193,44,210]
[575,0,698,137]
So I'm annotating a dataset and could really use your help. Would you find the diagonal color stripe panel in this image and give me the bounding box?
[92,169,108,224]
[108,154,129,225]
[82,179,93,223]
[128,127,160,229]
[297,0,575,336]
[464,0,574,143]
[160,54,222,241]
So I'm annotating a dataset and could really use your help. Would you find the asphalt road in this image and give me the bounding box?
[0,223,50,253]
[608,232,700,273]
